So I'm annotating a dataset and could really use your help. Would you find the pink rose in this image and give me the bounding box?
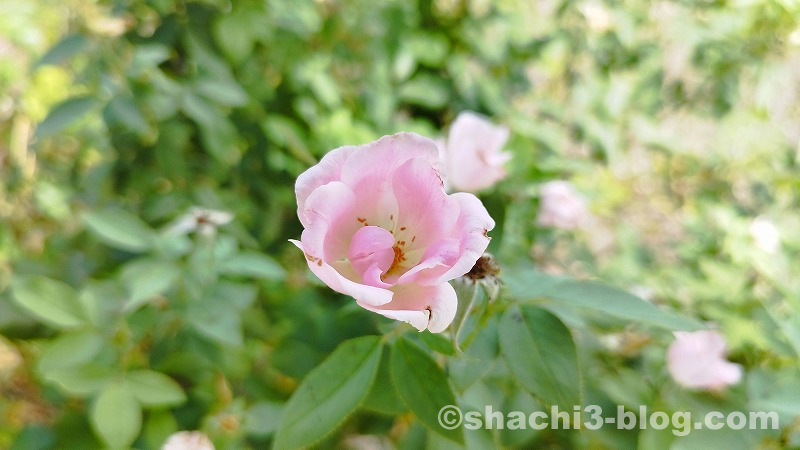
[666,330,743,390]
[537,180,589,230]
[291,133,495,332]
[442,112,511,193]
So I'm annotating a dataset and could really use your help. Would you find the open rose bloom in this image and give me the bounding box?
[292,133,495,332]
[666,330,743,390]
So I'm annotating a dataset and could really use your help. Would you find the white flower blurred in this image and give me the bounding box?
[579,1,613,33]
[166,207,233,237]
[666,330,742,391]
[162,431,215,450]
[537,181,589,230]
[749,216,780,254]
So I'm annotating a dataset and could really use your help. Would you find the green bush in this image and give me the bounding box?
[1,0,799,448]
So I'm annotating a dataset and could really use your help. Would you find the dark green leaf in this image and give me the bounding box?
[104,95,151,137]
[391,336,463,444]
[274,336,383,450]
[363,348,406,415]
[499,304,581,408]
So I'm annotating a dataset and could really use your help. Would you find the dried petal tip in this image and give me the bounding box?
[464,253,501,282]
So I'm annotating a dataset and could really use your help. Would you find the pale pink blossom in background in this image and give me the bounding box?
[166,207,233,237]
[666,330,743,390]
[292,133,494,332]
[162,431,215,450]
[442,111,511,193]
[749,216,780,254]
[536,180,589,230]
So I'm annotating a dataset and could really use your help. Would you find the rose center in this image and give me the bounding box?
[389,244,406,272]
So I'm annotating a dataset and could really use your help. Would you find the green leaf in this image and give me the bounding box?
[38,330,105,373]
[194,77,249,106]
[34,33,89,68]
[506,269,701,330]
[35,95,99,138]
[120,259,180,311]
[214,12,257,63]
[448,316,499,393]
[748,368,800,422]
[218,252,286,280]
[390,336,464,445]
[398,74,450,109]
[499,305,581,408]
[260,115,316,165]
[10,275,88,329]
[181,93,241,165]
[104,95,151,137]
[128,44,171,77]
[83,208,157,252]
[274,336,383,450]
[45,363,116,395]
[126,370,186,407]
[91,381,142,449]
[213,281,258,310]
[418,331,457,356]
[407,32,449,67]
[187,300,243,346]
[363,348,406,415]
[142,410,178,450]
[244,401,283,437]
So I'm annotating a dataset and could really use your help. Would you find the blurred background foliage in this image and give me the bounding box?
[1,0,800,448]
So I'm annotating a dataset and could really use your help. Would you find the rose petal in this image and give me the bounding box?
[446,112,511,192]
[296,145,358,226]
[290,240,393,307]
[426,192,495,285]
[359,282,457,333]
[299,181,359,261]
[341,133,442,191]
[390,157,459,250]
[396,238,460,285]
[348,226,395,288]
